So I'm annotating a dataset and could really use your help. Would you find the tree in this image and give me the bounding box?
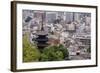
[23,33,40,62]
[58,44,69,59]
[40,44,69,61]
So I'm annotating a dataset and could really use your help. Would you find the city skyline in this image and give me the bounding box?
[23,10,91,62]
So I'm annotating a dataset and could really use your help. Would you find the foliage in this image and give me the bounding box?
[40,44,69,61]
[87,47,91,53]
[58,44,69,59]
[23,33,69,62]
[23,33,40,62]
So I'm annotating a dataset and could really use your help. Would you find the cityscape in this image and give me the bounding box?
[22,10,91,62]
